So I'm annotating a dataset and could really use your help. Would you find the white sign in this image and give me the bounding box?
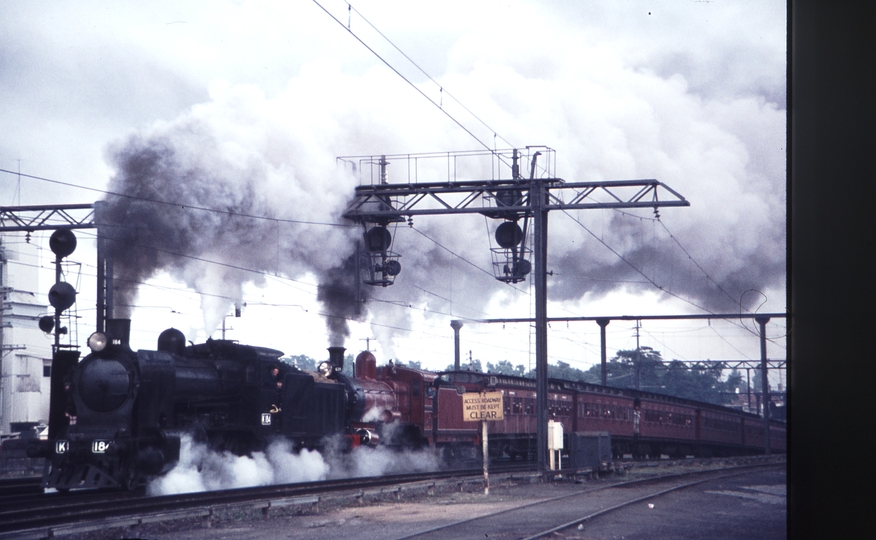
[548,419,564,450]
[463,392,504,422]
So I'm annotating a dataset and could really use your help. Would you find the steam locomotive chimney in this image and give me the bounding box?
[105,318,132,350]
[328,346,346,372]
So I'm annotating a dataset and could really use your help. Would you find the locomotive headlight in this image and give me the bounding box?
[87,332,108,352]
[318,361,333,377]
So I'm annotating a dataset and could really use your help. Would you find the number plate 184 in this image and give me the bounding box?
[92,440,111,453]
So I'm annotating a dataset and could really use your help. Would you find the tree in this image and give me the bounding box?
[660,361,725,404]
[444,358,483,372]
[486,360,524,376]
[395,359,422,369]
[283,354,316,371]
[343,354,354,376]
[725,368,745,396]
[281,353,352,376]
[599,347,665,390]
[547,360,590,381]
[579,359,634,386]
[575,348,743,405]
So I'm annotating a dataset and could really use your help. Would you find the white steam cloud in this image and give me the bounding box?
[96,3,784,353]
[148,436,329,495]
[148,432,441,496]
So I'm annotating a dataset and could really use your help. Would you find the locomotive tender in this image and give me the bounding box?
[29,318,785,490]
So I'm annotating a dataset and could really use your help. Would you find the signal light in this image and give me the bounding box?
[49,229,77,258]
[383,260,402,276]
[38,316,55,333]
[48,282,77,311]
[495,221,524,248]
[365,226,392,252]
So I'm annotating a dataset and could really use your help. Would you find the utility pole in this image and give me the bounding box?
[341,148,689,473]
[360,337,376,352]
[451,320,463,370]
[597,318,610,386]
[756,315,772,455]
[634,320,641,390]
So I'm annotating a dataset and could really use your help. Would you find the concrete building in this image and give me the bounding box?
[0,234,54,436]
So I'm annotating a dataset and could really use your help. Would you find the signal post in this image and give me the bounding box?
[463,391,504,495]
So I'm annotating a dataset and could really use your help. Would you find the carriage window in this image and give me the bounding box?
[644,410,662,423]
[585,403,601,417]
[412,379,420,397]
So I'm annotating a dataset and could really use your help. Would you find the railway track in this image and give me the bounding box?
[0,455,783,539]
[398,462,783,539]
[0,476,41,494]
[0,463,537,539]
[0,477,43,508]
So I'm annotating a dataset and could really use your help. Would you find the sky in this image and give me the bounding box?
[1,0,787,384]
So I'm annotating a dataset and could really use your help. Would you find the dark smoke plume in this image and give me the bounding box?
[100,117,359,335]
[316,252,369,346]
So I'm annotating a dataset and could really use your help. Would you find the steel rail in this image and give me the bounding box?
[0,464,535,537]
[396,460,784,540]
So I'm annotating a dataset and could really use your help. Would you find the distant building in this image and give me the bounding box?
[1,235,53,436]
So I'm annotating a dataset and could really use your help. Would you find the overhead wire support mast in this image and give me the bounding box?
[341,148,690,474]
[0,203,95,232]
[0,202,115,334]
[343,178,688,219]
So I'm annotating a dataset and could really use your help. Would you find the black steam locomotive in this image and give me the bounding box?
[28,319,399,491]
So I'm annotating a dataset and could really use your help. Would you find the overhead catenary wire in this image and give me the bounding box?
[338,0,517,151]
[310,0,513,160]
[558,209,780,343]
